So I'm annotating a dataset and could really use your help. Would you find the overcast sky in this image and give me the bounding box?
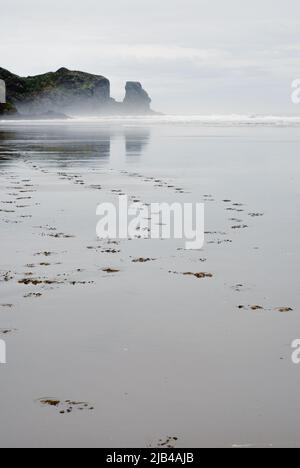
[1,0,300,114]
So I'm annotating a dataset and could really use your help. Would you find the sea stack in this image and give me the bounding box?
[123,82,152,114]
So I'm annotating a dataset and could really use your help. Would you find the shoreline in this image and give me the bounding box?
[2,114,300,127]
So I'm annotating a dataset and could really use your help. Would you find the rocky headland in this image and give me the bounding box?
[0,67,157,118]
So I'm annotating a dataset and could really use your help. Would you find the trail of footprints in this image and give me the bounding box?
[0,164,293,313]
[0,161,295,419]
[0,169,39,224]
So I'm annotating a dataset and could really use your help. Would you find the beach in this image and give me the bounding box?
[0,117,299,448]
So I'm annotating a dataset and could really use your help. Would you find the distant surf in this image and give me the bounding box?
[2,114,300,127]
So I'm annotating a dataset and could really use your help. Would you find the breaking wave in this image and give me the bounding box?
[3,114,300,127]
[79,114,300,127]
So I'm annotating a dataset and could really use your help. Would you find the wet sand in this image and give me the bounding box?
[0,120,299,448]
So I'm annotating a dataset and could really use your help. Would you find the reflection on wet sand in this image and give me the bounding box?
[125,128,150,159]
[0,124,151,167]
[0,122,299,448]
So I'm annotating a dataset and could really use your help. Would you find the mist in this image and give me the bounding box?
[1,0,300,114]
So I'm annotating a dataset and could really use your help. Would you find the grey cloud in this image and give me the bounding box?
[1,0,300,113]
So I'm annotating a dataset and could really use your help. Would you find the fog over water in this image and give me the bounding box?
[1,0,300,114]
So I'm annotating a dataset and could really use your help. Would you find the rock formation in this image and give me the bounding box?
[123,82,152,113]
[0,67,156,117]
[0,67,110,116]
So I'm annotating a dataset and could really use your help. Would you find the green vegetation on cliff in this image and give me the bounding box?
[0,102,18,116]
[0,67,110,115]
[0,67,155,116]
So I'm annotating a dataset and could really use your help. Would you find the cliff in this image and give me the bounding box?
[0,67,155,117]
